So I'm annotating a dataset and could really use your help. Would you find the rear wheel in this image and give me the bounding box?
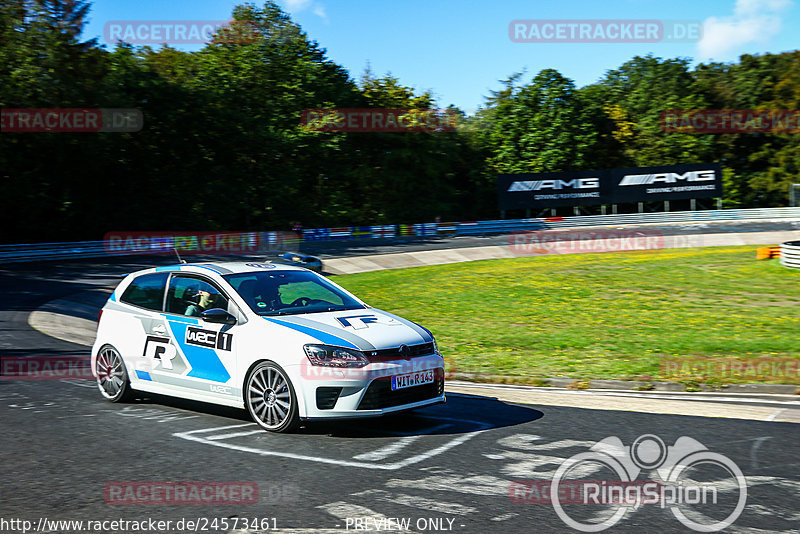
[96,345,135,402]
[245,361,299,433]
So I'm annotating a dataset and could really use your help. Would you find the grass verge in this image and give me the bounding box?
[334,246,800,387]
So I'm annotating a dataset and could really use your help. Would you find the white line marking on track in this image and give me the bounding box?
[206,430,265,441]
[386,473,511,496]
[184,423,255,433]
[750,436,772,469]
[767,408,787,421]
[174,416,489,470]
[353,436,421,461]
[350,489,477,515]
[496,434,597,451]
[353,423,452,461]
[489,513,517,522]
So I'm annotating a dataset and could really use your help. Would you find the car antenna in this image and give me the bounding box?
[173,247,187,264]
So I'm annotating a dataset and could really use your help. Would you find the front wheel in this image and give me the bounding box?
[96,345,135,402]
[245,361,299,433]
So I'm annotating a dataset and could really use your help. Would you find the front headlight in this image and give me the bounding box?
[304,344,369,368]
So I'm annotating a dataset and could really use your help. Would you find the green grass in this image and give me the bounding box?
[334,247,800,386]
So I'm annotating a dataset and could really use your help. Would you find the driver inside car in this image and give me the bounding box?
[185,288,223,316]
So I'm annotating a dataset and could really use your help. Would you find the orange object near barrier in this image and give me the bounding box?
[756,246,781,259]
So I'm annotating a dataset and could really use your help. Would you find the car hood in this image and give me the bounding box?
[261,308,433,351]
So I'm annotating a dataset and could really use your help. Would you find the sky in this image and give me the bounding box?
[82,0,800,114]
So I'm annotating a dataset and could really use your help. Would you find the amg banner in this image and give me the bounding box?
[497,162,723,210]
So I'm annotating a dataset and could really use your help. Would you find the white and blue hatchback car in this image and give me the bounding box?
[92,262,445,432]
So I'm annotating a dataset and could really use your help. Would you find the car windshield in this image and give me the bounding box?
[224,270,365,316]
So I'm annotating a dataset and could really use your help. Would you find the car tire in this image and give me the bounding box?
[96,344,135,402]
[245,361,299,433]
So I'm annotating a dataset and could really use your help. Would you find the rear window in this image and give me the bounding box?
[120,272,168,311]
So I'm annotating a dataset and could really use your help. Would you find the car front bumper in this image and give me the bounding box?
[292,355,446,419]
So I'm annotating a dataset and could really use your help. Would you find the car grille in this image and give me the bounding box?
[366,342,435,362]
[357,369,444,410]
[316,387,342,410]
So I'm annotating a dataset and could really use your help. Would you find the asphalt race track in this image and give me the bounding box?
[1,241,799,533]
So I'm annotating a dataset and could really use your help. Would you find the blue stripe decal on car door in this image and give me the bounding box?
[167,321,231,383]
[135,370,152,381]
[263,317,361,349]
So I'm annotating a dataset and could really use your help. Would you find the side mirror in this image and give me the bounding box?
[201,308,237,325]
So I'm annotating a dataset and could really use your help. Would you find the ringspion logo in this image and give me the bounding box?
[546,434,747,531]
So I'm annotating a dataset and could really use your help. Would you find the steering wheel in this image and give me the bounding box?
[290,297,312,307]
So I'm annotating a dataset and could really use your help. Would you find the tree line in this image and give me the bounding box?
[1,0,799,242]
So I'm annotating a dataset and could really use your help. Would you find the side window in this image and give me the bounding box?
[166,276,229,317]
[120,273,168,311]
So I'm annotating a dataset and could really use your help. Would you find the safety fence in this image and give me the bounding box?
[2,207,800,264]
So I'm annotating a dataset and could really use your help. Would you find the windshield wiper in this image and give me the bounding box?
[302,305,364,314]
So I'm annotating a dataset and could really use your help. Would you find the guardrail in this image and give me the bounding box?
[2,207,800,264]
[0,241,110,263]
[780,241,800,269]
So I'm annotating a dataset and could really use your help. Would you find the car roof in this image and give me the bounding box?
[141,261,308,277]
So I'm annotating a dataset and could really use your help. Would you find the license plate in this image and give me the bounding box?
[391,370,435,391]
